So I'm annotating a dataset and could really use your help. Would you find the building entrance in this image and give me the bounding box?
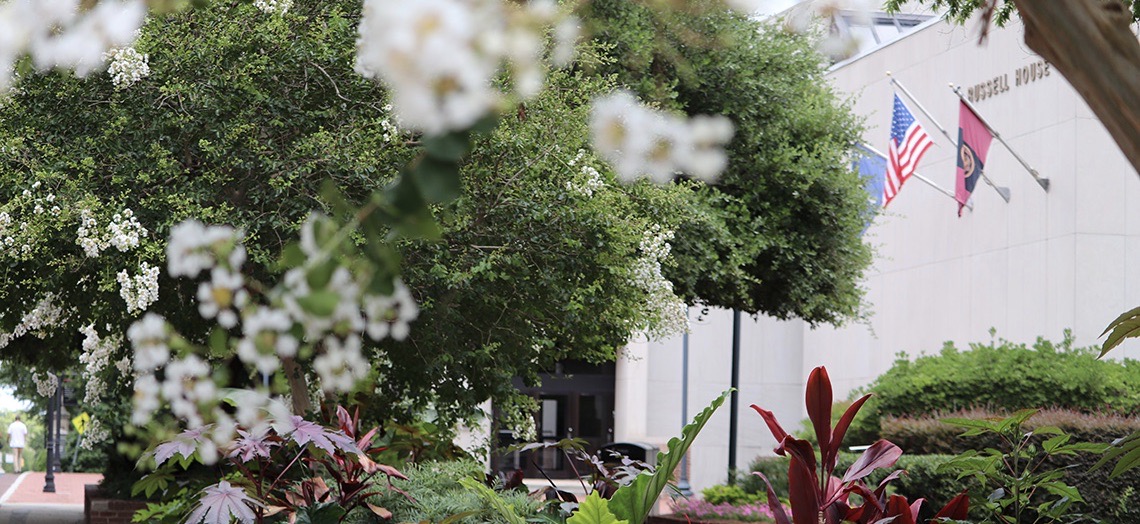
[495,361,615,479]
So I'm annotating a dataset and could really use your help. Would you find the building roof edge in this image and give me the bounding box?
[827,12,949,74]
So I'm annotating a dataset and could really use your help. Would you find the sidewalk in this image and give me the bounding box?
[0,472,103,524]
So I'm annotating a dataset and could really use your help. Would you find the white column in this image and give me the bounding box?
[614,333,649,442]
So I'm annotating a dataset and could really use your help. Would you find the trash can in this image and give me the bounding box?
[598,441,659,469]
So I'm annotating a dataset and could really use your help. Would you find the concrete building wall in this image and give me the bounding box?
[623,15,1140,496]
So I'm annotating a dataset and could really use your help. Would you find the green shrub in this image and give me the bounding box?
[883,409,1140,523]
[370,460,549,524]
[881,408,1140,455]
[741,456,789,499]
[846,332,1140,443]
[701,484,764,506]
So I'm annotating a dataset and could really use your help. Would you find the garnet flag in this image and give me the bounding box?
[955,100,995,215]
[885,94,933,207]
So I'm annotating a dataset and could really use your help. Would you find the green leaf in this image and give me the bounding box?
[1042,434,1069,453]
[413,156,462,203]
[295,290,341,317]
[131,472,172,498]
[469,114,500,134]
[319,179,355,221]
[567,492,628,524]
[1110,441,1140,478]
[380,175,442,240]
[1099,305,1140,357]
[1039,481,1083,503]
[609,389,731,524]
[294,502,347,524]
[942,417,999,433]
[1093,431,1140,478]
[306,259,337,290]
[423,132,471,161]
[279,243,305,269]
[208,327,229,357]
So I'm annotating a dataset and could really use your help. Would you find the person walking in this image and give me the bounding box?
[7,416,27,473]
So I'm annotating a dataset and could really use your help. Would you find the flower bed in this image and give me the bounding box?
[658,497,780,523]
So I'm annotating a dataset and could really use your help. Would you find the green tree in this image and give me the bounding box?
[586,1,872,324]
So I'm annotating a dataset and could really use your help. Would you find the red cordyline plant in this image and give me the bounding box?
[750,366,970,524]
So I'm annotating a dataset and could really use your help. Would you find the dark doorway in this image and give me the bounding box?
[494,361,616,479]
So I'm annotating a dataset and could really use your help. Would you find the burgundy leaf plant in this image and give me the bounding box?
[750,366,969,524]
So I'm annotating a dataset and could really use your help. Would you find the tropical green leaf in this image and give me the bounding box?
[1042,434,1069,453]
[567,492,628,524]
[131,472,173,498]
[1099,305,1140,357]
[609,389,731,524]
[1038,481,1082,503]
[1093,430,1140,478]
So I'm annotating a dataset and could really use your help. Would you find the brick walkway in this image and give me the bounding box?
[0,472,103,524]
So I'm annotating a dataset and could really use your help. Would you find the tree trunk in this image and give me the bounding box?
[1011,0,1140,177]
[282,357,314,415]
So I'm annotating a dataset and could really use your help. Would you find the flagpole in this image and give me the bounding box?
[859,143,973,211]
[887,72,1012,204]
[950,83,1050,192]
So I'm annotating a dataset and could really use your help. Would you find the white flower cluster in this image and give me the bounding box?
[629,226,688,340]
[166,220,245,278]
[162,355,216,429]
[79,324,120,405]
[253,0,292,14]
[32,370,58,398]
[0,0,146,90]
[565,150,606,197]
[76,208,148,258]
[198,267,248,329]
[129,313,224,429]
[104,46,148,89]
[117,261,160,314]
[1,182,62,258]
[0,293,66,350]
[76,211,101,257]
[362,279,418,341]
[79,417,110,450]
[129,215,422,430]
[237,306,297,375]
[590,91,735,184]
[355,0,575,135]
[380,105,400,143]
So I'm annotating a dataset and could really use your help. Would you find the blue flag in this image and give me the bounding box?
[853,144,887,232]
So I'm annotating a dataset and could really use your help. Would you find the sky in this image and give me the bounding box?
[761,0,801,15]
[0,386,31,413]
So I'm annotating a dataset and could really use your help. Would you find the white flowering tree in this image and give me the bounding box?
[0,0,873,516]
[0,0,718,458]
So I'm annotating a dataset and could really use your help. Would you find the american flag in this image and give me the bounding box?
[884,94,933,206]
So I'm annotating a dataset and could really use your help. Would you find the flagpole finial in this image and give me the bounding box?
[886,70,893,77]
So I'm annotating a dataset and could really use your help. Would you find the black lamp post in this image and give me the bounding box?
[43,386,60,493]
